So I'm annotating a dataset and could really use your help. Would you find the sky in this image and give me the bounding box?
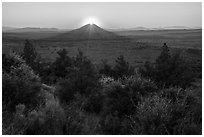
[2,2,202,29]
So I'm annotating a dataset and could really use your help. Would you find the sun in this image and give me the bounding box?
[88,18,95,25]
[82,17,101,26]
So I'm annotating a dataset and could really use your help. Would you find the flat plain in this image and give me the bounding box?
[2,29,202,67]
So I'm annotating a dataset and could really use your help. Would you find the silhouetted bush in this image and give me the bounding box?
[102,79,133,116]
[69,49,99,95]
[2,52,42,111]
[139,60,155,79]
[22,40,44,75]
[113,55,134,79]
[55,49,99,103]
[51,48,73,78]
[99,55,134,79]
[55,78,79,103]
[23,40,37,67]
[99,59,114,77]
[139,43,195,88]
[83,91,104,114]
[38,62,54,84]
[186,48,202,78]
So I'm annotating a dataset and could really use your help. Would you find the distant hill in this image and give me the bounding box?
[2,26,62,33]
[2,26,18,32]
[108,27,150,32]
[109,26,202,32]
[43,24,124,41]
[3,25,201,33]
[162,26,196,30]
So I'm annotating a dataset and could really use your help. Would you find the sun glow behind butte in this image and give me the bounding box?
[82,17,101,26]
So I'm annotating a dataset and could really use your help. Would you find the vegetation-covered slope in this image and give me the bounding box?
[2,41,202,135]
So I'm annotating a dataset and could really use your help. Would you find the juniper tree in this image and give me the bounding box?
[113,55,134,79]
[23,40,37,67]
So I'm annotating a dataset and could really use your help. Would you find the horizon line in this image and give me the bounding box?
[2,24,202,30]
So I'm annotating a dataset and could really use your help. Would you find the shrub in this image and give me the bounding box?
[13,104,27,133]
[164,88,202,134]
[99,76,115,87]
[3,53,21,73]
[130,95,172,135]
[113,55,134,79]
[55,49,99,103]
[139,43,195,88]
[62,97,88,135]
[23,40,37,66]
[55,78,77,103]
[100,113,122,134]
[2,52,42,111]
[102,79,134,116]
[50,48,73,78]
[99,55,134,79]
[101,75,157,117]
[26,93,66,135]
[22,40,43,75]
[70,49,99,95]
[160,87,185,103]
[3,104,27,135]
[83,90,104,114]
[163,51,195,88]
[62,99,102,135]
[99,59,114,77]
[125,75,158,97]
[138,60,155,79]
[99,112,131,135]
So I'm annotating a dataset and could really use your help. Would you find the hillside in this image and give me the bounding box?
[43,24,124,41]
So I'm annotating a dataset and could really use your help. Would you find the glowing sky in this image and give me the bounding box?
[2,2,202,29]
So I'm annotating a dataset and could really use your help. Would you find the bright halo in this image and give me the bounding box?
[82,17,101,26]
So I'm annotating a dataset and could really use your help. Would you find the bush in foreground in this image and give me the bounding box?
[3,51,42,111]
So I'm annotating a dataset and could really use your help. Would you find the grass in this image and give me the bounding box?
[115,29,202,49]
[2,29,201,66]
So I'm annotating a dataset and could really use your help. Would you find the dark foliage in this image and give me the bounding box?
[23,40,37,67]
[113,55,134,79]
[3,46,201,135]
[101,76,157,117]
[55,49,99,103]
[102,80,134,116]
[99,59,114,77]
[99,113,131,135]
[139,43,196,88]
[2,52,42,111]
[99,55,134,79]
[55,78,77,103]
[69,49,99,95]
[26,98,66,135]
[51,48,73,78]
[83,91,104,114]
[21,40,47,81]
[3,53,19,73]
